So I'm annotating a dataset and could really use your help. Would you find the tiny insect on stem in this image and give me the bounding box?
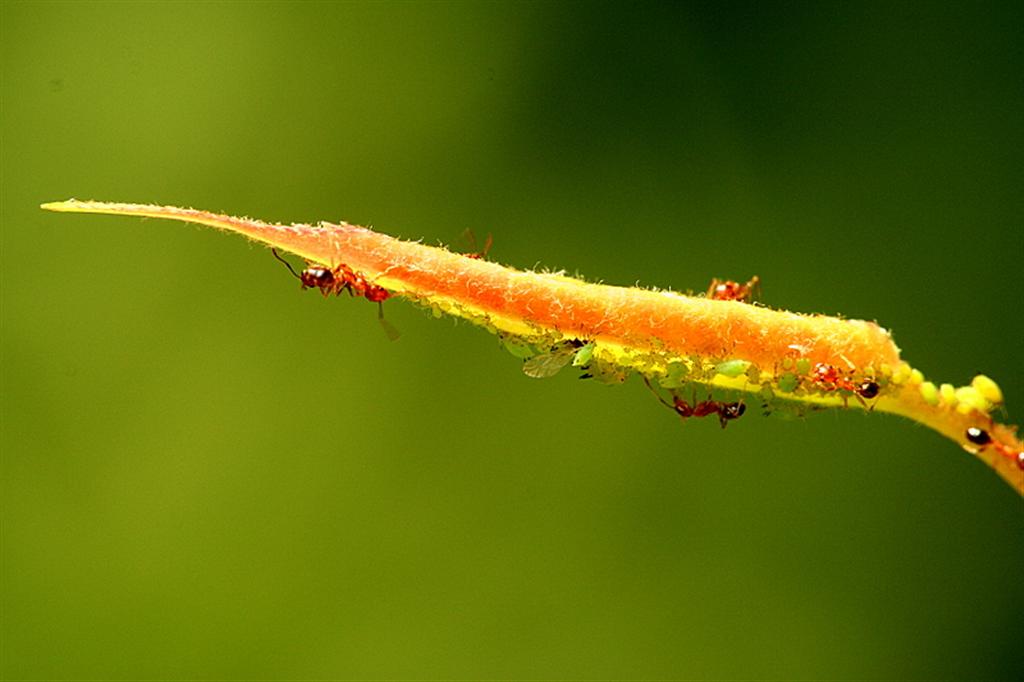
[272,245,400,340]
[707,276,761,303]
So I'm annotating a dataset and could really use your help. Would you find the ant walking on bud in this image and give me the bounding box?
[272,248,399,340]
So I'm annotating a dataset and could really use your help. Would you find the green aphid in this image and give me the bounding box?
[572,341,596,367]
[777,372,799,393]
[715,359,750,378]
[500,336,537,359]
[587,358,629,384]
[745,364,762,385]
[781,357,794,371]
[795,358,811,376]
[522,344,577,378]
[659,361,690,388]
[919,381,940,407]
[687,355,709,380]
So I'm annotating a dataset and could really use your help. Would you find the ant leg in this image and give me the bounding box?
[377,301,401,341]
[706,278,720,298]
[642,376,676,411]
[750,275,762,302]
[460,228,477,255]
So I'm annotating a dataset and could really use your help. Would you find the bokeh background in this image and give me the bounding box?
[3,1,1022,679]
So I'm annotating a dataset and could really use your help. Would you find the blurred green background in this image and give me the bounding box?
[3,1,1022,679]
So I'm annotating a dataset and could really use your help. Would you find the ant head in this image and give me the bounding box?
[300,266,335,290]
[721,402,746,420]
[857,380,880,399]
[965,426,991,447]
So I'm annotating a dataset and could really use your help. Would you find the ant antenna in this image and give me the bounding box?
[750,275,763,302]
[642,376,676,410]
[460,228,494,259]
[271,248,302,281]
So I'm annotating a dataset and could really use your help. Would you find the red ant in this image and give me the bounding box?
[272,248,399,340]
[707,275,760,303]
[810,362,880,403]
[272,248,389,300]
[643,377,746,428]
[965,427,1024,472]
[460,228,493,260]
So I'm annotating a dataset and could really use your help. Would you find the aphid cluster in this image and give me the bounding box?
[520,338,586,378]
[964,427,1024,472]
[513,337,627,384]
